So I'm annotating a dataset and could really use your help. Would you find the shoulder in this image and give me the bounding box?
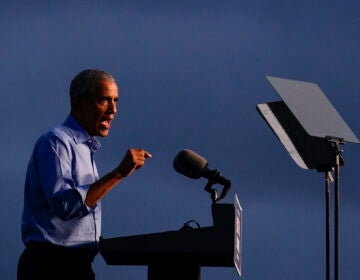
[33,116,90,155]
[34,124,74,155]
[41,124,73,143]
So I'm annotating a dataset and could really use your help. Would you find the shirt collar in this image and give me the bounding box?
[63,115,101,151]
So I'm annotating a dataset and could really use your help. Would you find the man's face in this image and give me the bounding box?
[75,80,119,137]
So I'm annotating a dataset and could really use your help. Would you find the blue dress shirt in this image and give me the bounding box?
[21,115,101,250]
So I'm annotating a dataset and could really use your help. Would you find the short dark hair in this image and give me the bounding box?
[69,69,115,100]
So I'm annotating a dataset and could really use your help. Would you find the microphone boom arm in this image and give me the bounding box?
[204,169,232,203]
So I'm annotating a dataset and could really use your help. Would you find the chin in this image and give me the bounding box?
[98,129,110,137]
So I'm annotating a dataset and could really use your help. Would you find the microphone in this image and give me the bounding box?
[173,149,231,187]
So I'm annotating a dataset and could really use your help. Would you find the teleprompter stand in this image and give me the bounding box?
[256,76,359,280]
[99,193,242,280]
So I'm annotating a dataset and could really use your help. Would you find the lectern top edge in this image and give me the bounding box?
[265,75,359,144]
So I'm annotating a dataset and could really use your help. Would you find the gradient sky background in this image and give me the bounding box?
[1,1,360,279]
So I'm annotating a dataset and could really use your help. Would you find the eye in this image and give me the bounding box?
[97,96,118,105]
[98,97,109,104]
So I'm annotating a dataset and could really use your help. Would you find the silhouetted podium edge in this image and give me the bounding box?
[99,194,242,279]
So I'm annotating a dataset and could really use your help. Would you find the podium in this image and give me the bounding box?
[100,194,242,280]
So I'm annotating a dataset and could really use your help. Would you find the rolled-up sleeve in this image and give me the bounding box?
[35,133,96,220]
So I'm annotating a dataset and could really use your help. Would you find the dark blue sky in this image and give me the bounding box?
[1,1,360,279]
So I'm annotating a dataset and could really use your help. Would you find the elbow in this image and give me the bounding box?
[52,190,85,220]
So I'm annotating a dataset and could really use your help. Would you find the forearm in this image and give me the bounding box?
[85,148,152,208]
[85,169,124,208]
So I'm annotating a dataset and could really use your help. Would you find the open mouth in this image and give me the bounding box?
[100,118,113,130]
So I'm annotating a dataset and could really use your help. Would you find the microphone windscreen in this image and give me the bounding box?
[173,149,208,179]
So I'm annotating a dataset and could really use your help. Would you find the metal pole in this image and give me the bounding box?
[325,171,331,280]
[334,155,340,280]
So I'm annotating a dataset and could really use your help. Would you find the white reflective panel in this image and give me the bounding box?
[267,76,359,143]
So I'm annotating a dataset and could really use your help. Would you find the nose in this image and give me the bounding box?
[108,99,117,115]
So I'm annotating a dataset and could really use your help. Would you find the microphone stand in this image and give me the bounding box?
[204,180,218,204]
[203,169,232,204]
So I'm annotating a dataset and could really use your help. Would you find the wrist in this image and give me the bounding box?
[114,167,127,179]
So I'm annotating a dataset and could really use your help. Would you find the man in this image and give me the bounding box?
[17,69,152,279]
